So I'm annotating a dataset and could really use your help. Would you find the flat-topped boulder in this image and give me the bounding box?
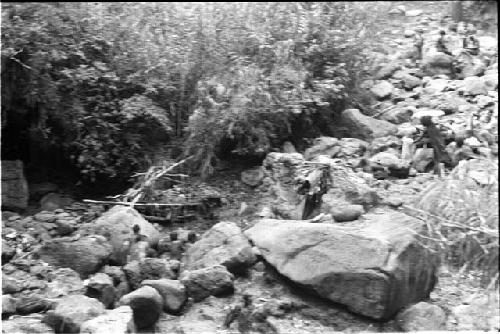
[340,109,397,140]
[183,221,256,274]
[245,211,439,320]
[87,205,160,265]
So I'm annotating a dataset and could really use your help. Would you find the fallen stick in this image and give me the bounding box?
[83,199,201,207]
[143,215,171,223]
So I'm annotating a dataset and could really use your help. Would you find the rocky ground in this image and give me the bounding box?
[2,1,499,333]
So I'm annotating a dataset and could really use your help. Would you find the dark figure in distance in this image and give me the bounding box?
[436,30,453,56]
[463,28,480,56]
[413,28,424,65]
[414,116,453,176]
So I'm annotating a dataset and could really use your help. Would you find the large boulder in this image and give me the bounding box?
[461,76,488,96]
[314,156,380,208]
[43,295,106,333]
[340,109,397,141]
[304,137,340,160]
[245,212,440,320]
[118,286,163,330]
[2,314,55,334]
[1,160,29,211]
[183,221,256,274]
[80,306,135,334]
[180,265,235,302]
[259,152,320,219]
[90,205,160,265]
[422,53,454,76]
[37,236,112,277]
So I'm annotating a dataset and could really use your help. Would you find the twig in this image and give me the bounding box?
[9,56,33,70]
[83,199,201,206]
[402,205,498,237]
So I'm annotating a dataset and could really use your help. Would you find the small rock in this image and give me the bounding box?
[405,9,422,17]
[413,148,434,172]
[382,107,414,124]
[384,197,403,207]
[123,258,177,290]
[371,81,394,100]
[396,302,446,331]
[37,236,112,277]
[462,76,488,96]
[304,137,340,160]
[80,306,135,334]
[29,182,59,200]
[40,193,74,211]
[119,286,163,330]
[2,314,55,334]
[450,294,500,331]
[84,273,116,308]
[2,294,17,316]
[403,29,415,38]
[241,167,265,187]
[54,219,75,236]
[412,108,445,120]
[2,242,16,263]
[180,265,235,302]
[282,141,297,153]
[331,205,364,222]
[45,267,86,299]
[16,294,54,315]
[424,78,448,93]
[3,277,23,294]
[475,95,495,109]
[369,152,401,168]
[376,64,401,80]
[43,295,106,333]
[141,279,187,314]
[183,221,257,275]
[33,212,57,223]
[397,123,418,137]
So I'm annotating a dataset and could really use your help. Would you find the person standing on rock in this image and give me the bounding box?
[436,30,453,56]
[462,28,480,56]
[413,28,424,66]
[414,116,453,176]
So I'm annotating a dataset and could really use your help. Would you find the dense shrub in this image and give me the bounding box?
[1,2,390,181]
[182,2,389,177]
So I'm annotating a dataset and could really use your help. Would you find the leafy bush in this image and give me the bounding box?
[182,2,389,177]
[1,2,390,181]
[1,3,173,182]
[411,161,499,285]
